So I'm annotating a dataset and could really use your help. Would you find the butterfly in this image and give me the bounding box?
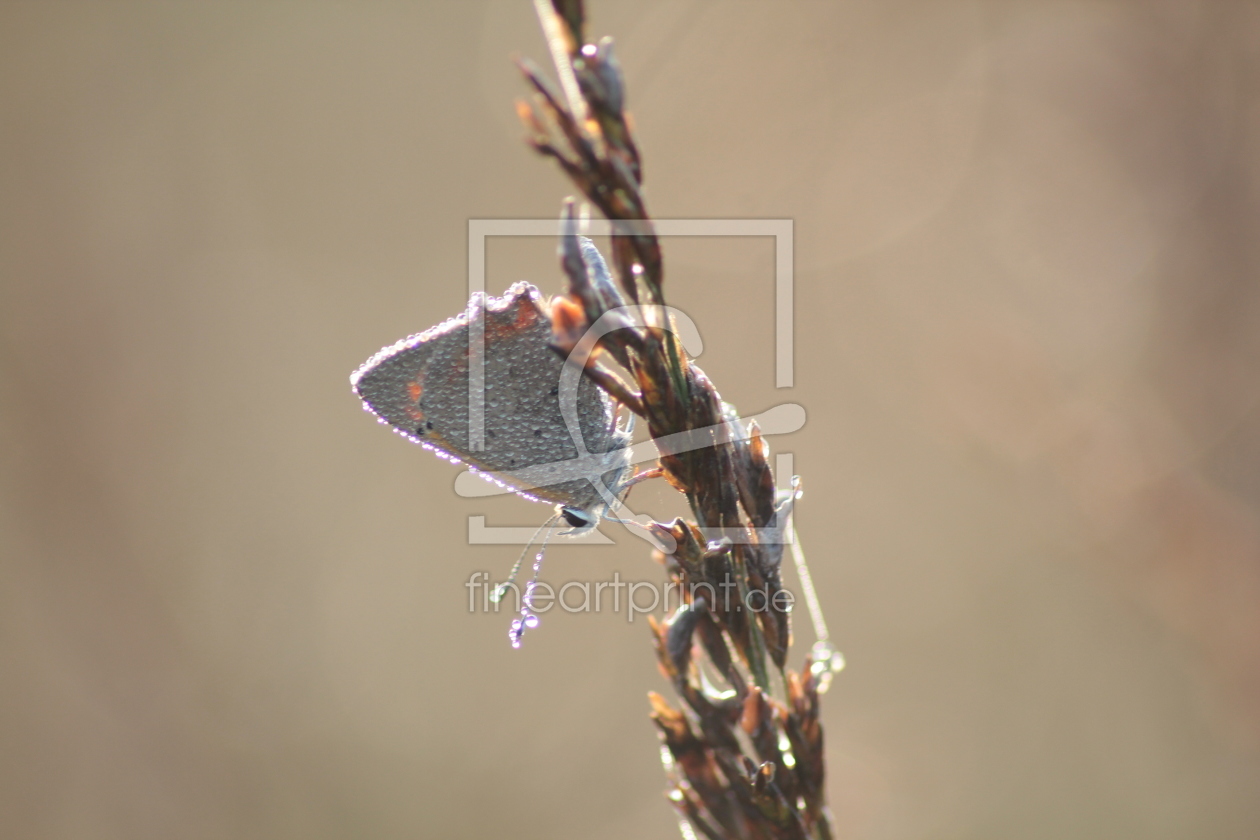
[351,280,634,531]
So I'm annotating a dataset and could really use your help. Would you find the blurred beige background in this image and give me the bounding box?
[3,1,1259,838]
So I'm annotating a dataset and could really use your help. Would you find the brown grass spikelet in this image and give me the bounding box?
[517,2,840,836]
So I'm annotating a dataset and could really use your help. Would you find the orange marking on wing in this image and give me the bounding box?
[405,380,425,421]
[486,299,539,341]
[513,301,537,329]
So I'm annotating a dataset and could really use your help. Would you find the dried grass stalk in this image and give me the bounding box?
[518,2,838,837]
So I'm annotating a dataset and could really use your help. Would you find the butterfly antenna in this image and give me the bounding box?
[493,514,558,605]
[494,513,561,648]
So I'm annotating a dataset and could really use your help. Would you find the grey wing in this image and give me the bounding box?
[351,327,463,442]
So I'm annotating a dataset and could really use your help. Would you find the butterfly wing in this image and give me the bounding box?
[352,282,629,511]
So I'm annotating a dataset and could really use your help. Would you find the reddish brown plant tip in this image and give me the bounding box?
[740,689,763,734]
[547,293,587,354]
